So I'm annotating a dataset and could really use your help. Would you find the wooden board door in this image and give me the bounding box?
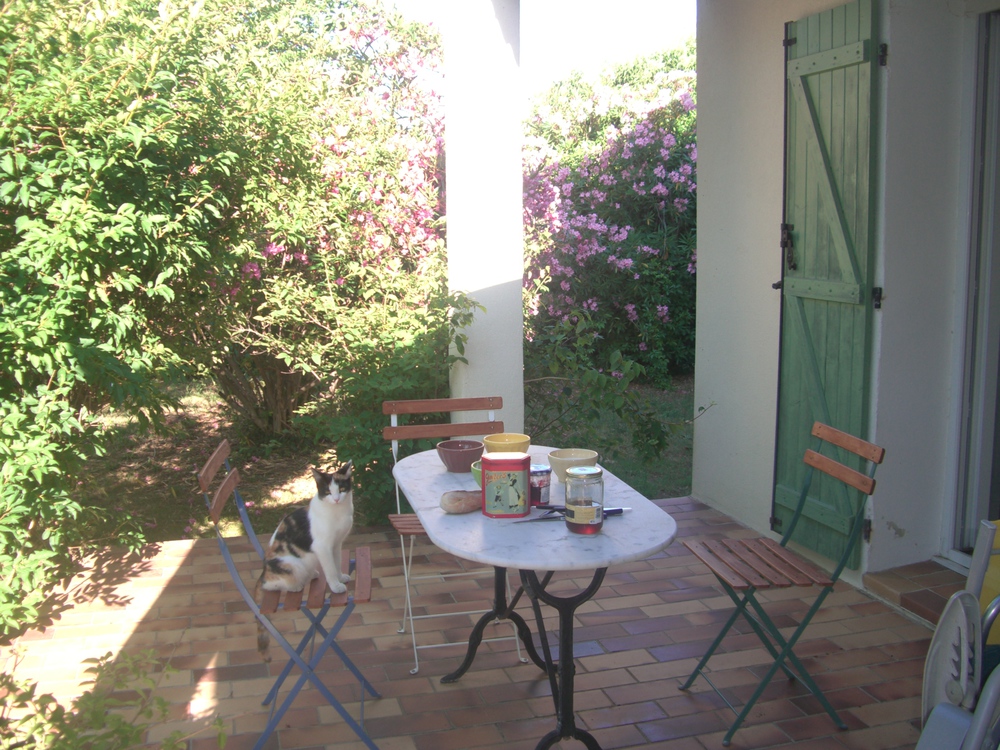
[772,0,878,568]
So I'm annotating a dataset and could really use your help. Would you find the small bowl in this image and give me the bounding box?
[548,448,599,483]
[436,439,485,472]
[471,459,482,487]
[483,433,531,453]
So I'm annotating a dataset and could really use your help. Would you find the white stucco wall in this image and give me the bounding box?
[692,0,794,535]
[694,0,978,573]
[442,1,525,431]
[868,1,977,570]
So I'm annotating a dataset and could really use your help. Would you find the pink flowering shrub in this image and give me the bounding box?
[523,48,697,388]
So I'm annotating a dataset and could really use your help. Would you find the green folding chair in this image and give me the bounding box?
[680,421,885,746]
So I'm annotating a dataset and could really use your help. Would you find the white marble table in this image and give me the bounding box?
[393,445,678,750]
[392,445,677,570]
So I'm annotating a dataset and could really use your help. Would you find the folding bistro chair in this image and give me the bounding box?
[384,396,523,674]
[680,421,885,746]
[198,440,380,750]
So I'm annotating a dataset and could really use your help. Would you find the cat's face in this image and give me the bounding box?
[311,461,353,504]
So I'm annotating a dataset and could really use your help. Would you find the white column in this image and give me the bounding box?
[442,0,525,431]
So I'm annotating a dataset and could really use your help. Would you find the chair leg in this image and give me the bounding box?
[685,580,846,747]
[395,532,422,674]
[725,587,845,744]
[719,588,798,684]
[262,602,330,707]
[263,603,380,709]
[679,593,751,691]
[396,534,530,676]
[255,604,381,750]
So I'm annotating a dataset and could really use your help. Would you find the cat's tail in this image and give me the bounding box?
[253,571,272,663]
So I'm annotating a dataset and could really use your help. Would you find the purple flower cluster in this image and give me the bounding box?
[522,68,698,377]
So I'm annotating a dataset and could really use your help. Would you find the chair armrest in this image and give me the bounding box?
[984,593,1000,648]
[961,658,1000,750]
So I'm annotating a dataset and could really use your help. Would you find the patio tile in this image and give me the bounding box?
[6,498,935,749]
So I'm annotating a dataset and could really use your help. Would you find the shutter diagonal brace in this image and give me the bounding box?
[786,40,870,305]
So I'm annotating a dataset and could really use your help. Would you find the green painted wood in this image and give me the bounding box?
[773,0,877,569]
[783,277,861,304]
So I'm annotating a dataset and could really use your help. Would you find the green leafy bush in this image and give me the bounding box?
[0,0,463,636]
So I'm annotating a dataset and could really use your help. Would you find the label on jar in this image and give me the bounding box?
[566,504,600,524]
[529,464,551,506]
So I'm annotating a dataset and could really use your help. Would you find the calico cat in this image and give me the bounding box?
[253,461,354,662]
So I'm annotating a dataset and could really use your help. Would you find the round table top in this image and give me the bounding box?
[392,446,678,571]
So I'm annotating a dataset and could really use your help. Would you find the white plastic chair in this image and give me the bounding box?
[918,520,1000,749]
[918,590,1000,750]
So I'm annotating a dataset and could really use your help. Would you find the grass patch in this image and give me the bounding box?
[598,378,694,499]
[77,377,694,544]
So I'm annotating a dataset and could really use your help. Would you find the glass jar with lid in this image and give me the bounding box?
[564,465,604,534]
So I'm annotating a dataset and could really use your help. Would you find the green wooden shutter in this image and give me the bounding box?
[772,0,878,568]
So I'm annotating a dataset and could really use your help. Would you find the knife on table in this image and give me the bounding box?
[513,507,628,523]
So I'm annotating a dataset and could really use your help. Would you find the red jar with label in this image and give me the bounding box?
[481,452,531,518]
[529,464,552,506]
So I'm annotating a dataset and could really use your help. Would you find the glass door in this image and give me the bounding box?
[957,11,1000,554]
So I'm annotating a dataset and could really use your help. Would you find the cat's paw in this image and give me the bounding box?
[339,573,351,583]
[330,580,347,594]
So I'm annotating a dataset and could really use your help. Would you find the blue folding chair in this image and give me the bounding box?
[198,440,381,750]
[680,422,885,746]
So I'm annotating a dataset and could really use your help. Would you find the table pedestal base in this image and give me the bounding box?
[441,566,546,684]
[522,568,607,750]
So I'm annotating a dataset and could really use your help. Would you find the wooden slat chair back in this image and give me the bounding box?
[198,440,380,750]
[382,396,523,674]
[680,421,885,746]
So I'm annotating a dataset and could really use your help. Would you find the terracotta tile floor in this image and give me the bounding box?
[5,496,935,749]
[865,560,966,626]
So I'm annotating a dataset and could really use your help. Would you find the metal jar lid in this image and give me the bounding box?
[565,466,603,479]
[530,464,552,475]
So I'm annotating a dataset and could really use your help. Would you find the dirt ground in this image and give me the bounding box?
[77,382,329,543]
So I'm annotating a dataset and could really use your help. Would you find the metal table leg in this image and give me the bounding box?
[521,568,607,750]
[441,566,546,683]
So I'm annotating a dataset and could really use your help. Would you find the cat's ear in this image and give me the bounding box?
[340,459,353,478]
[311,467,331,495]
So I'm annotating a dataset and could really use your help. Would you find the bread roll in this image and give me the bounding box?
[440,490,480,514]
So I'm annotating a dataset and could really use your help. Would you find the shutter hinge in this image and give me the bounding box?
[784,36,797,48]
[863,518,873,542]
[878,43,888,66]
[770,515,783,531]
[780,223,796,270]
[872,287,883,309]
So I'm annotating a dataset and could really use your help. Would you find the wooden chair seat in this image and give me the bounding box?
[388,512,426,537]
[684,537,833,591]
